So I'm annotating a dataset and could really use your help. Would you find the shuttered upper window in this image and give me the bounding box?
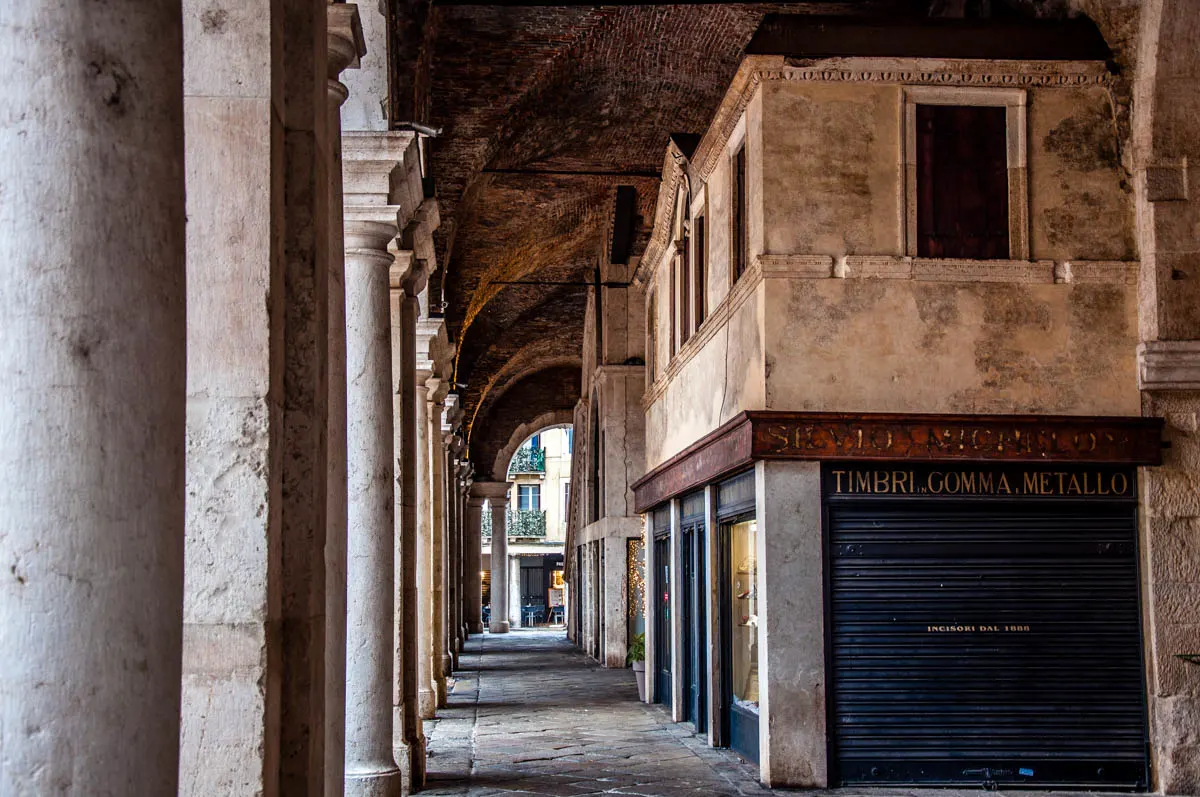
[915,104,1010,260]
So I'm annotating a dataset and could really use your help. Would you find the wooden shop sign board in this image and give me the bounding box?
[632,411,1162,513]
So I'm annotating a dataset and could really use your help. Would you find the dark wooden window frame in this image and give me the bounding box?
[693,212,707,330]
[903,87,1028,261]
[679,231,692,347]
[731,143,748,283]
[668,254,678,359]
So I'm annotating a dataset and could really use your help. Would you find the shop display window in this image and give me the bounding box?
[729,518,759,713]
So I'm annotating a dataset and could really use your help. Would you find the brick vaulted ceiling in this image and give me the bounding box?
[390,0,926,474]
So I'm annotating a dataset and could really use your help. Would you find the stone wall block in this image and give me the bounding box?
[183,0,273,99]
[184,395,277,623]
[184,97,276,397]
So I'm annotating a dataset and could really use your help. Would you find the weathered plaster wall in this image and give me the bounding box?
[761,81,903,257]
[764,278,1140,416]
[1030,86,1136,260]
[644,96,769,471]
[645,281,766,469]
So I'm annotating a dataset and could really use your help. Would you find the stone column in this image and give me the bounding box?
[475,482,514,633]
[397,290,426,787]
[326,8,365,795]
[426,380,450,706]
[343,220,403,797]
[509,555,523,629]
[455,464,471,645]
[343,131,421,797]
[0,4,186,794]
[465,493,487,634]
[446,451,463,663]
[445,448,459,664]
[414,372,437,718]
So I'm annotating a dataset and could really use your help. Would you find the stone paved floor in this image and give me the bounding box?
[421,627,1133,797]
[422,627,767,796]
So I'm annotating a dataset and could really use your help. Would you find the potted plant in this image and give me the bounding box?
[627,633,647,702]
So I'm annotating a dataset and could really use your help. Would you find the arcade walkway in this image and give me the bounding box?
[422,628,767,796]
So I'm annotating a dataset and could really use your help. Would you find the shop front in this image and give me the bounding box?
[651,505,672,709]
[714,473,757,762]
[678,490,709,734]
[825,462,1147,788]
[634,411,1162,790]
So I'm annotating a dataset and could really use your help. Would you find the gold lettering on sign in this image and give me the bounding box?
[759,419,1151,462]
[831,468,1132,497]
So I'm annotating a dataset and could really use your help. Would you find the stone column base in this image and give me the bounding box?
[470,622,485,634]
[489,620,511,633]
[345,766,402,797]
[396,734,426,792]
[418,688,437,720]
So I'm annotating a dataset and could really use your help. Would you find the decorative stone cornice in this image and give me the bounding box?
[1138,341,1200,391]
[633,138,691,288]
[754,255,1138,285]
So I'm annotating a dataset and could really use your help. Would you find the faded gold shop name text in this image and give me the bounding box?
[829,468,1131,497]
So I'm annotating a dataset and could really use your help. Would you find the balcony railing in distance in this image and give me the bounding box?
[482,508,547,538]
[507,446,546,476]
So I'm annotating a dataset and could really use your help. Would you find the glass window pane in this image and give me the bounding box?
[730,518,759,713]
[518,484,541,510]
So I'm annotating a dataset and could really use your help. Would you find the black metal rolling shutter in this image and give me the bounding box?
[827,470,1148,790]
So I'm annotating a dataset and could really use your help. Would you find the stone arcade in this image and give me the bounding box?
[1,2,1198,796]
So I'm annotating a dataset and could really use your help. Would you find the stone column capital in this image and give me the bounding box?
[388,249,419,297]
[326,2,364,109]
[344,218,397,269]
[470,481,512,503]
[327,3,366,80]
[427,377,451,405]
[343,131,422,228]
